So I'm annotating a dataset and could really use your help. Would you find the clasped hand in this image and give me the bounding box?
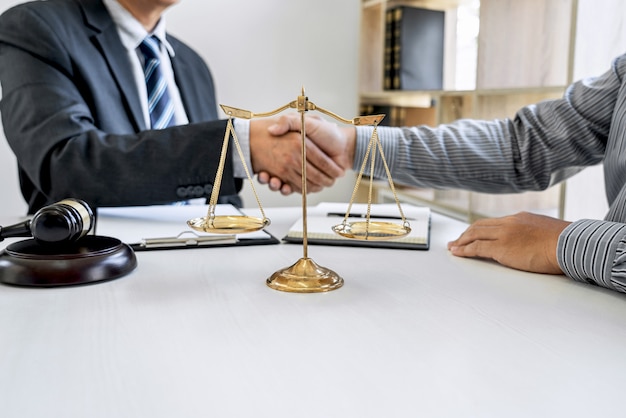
[248,114,341,194]
[250,113,353,195]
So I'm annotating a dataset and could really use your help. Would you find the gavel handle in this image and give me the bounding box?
[0,220,33,242]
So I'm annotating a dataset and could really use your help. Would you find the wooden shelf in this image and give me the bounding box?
[361,86,566,108]
[365,0,468,9]
[356,0,575,221]
[360,91,436,108]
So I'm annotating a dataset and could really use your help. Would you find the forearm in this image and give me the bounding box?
[354,115,602,193]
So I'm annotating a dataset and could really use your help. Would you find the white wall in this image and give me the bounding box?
[0,0,360,215]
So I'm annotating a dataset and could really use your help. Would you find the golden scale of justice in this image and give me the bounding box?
[187,88,411,293]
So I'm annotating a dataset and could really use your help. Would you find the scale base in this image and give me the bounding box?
[266,257,343,293]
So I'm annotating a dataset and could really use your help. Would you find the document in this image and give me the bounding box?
[283,202,431,250]
[95,204,278,251]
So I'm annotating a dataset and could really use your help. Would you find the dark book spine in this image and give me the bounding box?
[391,7,402,90]
[388,6,445,91]
[383,8,394,90]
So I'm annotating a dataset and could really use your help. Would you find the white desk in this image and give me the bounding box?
[1,206,626,418]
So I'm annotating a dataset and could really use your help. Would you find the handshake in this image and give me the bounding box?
[248,113,357,196]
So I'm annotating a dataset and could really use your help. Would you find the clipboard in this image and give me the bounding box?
[95,204,279,251]
[283,202,431,250]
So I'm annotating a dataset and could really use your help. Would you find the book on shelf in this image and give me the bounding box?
[383,8,394,90]
[384,6,445,91]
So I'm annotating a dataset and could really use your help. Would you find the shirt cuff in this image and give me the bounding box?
[557,219,626,290]
[354,126,398,176]
[232,118,252,179]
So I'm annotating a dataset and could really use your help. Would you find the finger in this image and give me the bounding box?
[302,162,333,190]
[271,141,333,190]
[447,223,502,249]
[305,138,345,180]
[268,113,325,136]
[268,177,283,192]
[449,239,496,260]
[280,183,293,195]
[257,171,270,185]
[285,182,302,194]
[267,113,302,136]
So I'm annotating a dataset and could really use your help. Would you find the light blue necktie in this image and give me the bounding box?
[138,36,174,129]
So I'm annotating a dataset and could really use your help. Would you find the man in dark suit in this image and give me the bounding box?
[0,0,343,213]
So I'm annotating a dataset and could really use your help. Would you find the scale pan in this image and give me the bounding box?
[332,221,410,241]
[187,215,269,234]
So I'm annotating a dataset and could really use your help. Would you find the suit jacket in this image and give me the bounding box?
[0,0,239,213]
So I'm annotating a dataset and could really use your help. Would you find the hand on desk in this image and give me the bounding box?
[256,114,355,195]
[447,212,571,275]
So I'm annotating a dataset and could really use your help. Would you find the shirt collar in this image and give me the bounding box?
[102,0,175,57]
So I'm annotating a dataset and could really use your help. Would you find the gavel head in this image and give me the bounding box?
[30,198,95,244]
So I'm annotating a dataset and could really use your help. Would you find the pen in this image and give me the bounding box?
[140,233,237,248]
[326,212,407,220]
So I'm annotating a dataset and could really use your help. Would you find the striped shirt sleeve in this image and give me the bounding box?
[558,220,626,293]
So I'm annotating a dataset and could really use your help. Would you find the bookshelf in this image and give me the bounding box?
[356,0,576,222]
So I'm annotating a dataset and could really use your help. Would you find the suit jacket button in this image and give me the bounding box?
[176,187,188,198]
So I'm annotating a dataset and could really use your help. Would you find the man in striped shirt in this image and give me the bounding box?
[261,54,626,294]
